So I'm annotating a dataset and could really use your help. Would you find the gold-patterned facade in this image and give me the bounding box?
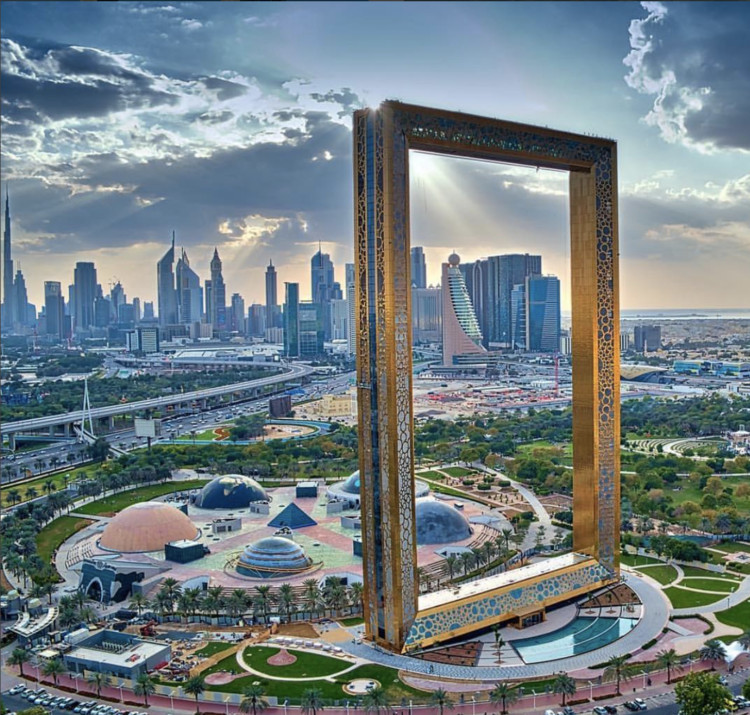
[354,102,620,653]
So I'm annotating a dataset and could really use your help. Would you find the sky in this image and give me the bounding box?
[1,1,749,312]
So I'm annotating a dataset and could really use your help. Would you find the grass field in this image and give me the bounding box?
[715,600,750,631]
[176,426,231,442]
[338,617,364,627]
[37,516,91,577]
[6,464,97,505]
[242,646,350,678]
[710,541,750,554]
[634,564,678,585]
[668,476,750,517]
[74,479,209,515]
[678,578,738,593]
[663,587,728,609]
[441,466,476,478]
[621,553,663,567]
[679,565,742,581]
[194,641,236,657]
[417,470,445,480]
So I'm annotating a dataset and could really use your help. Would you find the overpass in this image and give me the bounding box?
[1,362,314,445]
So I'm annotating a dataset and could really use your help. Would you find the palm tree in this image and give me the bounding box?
[656,648,683,684]
[44,479,56,496]
[134,673,156,706]
[699,639,727,671]
[5,488,21,507]
[362,686,390,715]
[8,647,31,676]
[301,687,326,715]
[348,581,364,614]
[160,576,182,611]
[445,554,458,581]
[429,688,454,715]
[277,583,296,623]
[254,584,273,623]
[302,579,322,621]
[738,631,750,651]
[130,592,148,615]
[184,674,206,714]
[42,657,66,686]
[489,681,520,715]
[501,527,514,551]
[603,654,634,695]
[87,671,111,698]
[240,682,269,715]
[552,673,577,706]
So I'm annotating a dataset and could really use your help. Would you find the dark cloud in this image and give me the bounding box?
[624,2,750,151]
[200,76,247,101]
[310,87,363,118]
[196,110,234,125]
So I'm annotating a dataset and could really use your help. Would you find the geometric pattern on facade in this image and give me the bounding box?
[354,101,620,652]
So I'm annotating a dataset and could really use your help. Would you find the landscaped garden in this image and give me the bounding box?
[634,564,678,585]
[74,479,208,516]
[194,641,236,657]
[37,516,91,566]
[678,577,738,593]
[242,646,352,678]
[715,599,750,630]
[663,587,729,609]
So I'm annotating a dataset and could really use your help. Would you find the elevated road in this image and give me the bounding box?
[1,362,313,437]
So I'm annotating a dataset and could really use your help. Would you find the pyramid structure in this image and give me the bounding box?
[268,502,317,529]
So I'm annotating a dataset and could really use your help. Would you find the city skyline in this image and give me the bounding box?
[1,1,749,310]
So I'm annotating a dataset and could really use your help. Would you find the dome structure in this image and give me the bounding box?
[448,252,461,267]
[329,470,429,502]
[415,497,472,545]
[194,474,268,509]
[236,536,312,578]
[99,502,199,553]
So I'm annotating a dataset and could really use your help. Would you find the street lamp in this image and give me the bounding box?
[117,680,124,702]
[284,699,289,715]
[225,695,231,715]
[346,701,350,715]
[589,680,594,700]
[531,690,536,709]
[72,673,80,693]
[471,696,475,715]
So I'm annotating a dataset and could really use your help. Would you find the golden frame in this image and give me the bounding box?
[354,101,620,652]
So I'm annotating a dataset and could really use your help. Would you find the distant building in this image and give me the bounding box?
[299,302,324,357]
[265,260,280,329]
[156,232,177,326]
[44,281,65,341]
[346,262,356,355]
[247,303,266,337]
[510,274,560,352]
[329,297,348,341]
[441,252,486,366]
[125,327,160,354]
[175,248,202,324]
[269,394,292,418]
[284,282,300,358]
[412,286,442,343]
[410,246,427,288]
[73,261,97,334]
[634,324,661,352]
[673,359,750,378]
[230,292,246,334]
[319,393,354,417]
[207,248,227,333]
[620,330,631,352]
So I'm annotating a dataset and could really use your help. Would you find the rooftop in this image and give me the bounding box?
[10,607,58,637]
[418,552,592,611]
[67,640,168,668]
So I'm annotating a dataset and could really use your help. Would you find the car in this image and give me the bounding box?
[604,708,618,715]
[719,676,729,685]
[8,685,26,695]
[633,699,647,711]
[562,709,575,715]
[67,701,82,711]
[624,704,640,712]
[594,708,609,715]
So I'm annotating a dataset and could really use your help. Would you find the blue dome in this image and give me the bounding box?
[236,536,311,578]
[194,475,268,509]
[337,470,430,498]
[415,498,472,545]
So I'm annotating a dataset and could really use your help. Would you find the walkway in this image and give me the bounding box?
[333,573,669,681]
[672,572,750,616]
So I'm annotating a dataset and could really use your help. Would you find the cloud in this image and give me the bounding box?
[623,2,750,152]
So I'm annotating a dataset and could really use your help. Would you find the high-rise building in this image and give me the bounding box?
[143,302,155,321]
[2,185,14,325]
[109,281,126,321]
[634,324,661,352]
[497,253,542,348]
[208,248,226,332]
[230,293,245,334]
[511,275,561,352]
[157,232,177,326]
[299,302,324,357]
[410,246,427,289]
[265,260,279,329]
[13,268,30,327]
[132,297,141,324]
[441,252,486,365]
[175,248,202,324]
[345,262,356,355]
[283,282,300,357]
[44,281,65,340]
[247,303,266,337]
[311,246,335,340]
[329,298,348,341]
[73,262,97,334]
[412,286,442,343]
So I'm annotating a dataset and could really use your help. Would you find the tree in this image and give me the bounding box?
[86,437,111,463]
[184,674,206,714]
[429,688,454,715]
[8,647,31,676]
[738,631,750,651]
[445,554,458,581]
[699,639,727,671]
[552,673,577,706]
[277,583,296,623]
[675,671,731,715]
[301,687,326,715]
[603,654,634,695]
[41,657,66,686]
[656,648,683,684]
[134,674,156,706]
[240,682,269,715]
[489,681,519,714]
[130,592,148,615]
[87,671,111,698]
[362,686,390,715]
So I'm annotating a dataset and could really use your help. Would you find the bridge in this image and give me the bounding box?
[1,362,314,447]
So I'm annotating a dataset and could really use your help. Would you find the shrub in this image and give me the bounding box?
[476,483,491,491]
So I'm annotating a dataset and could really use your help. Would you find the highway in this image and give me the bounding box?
[0,362,313,436]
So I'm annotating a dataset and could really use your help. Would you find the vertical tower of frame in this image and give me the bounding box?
[354,107,418,651]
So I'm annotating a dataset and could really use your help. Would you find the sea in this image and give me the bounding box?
[561,309,750,321]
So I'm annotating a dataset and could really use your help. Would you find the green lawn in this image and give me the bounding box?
[440,466,476,478]
[679,565,742,581]
[669,476,750,517]
[194,641,236,657]
[416,470,445,480]
[176,426,232,442]
[635,564,678,585]
[242,646,351,678]
[6,464,97,506]
[37,516,91,577]
[338,617,364,627]
[621,553,663,567]
[678,578,739,594]
[663,587,729,609]
[715,600,750,630]
[74,479,208,515]
[711,541,750,555]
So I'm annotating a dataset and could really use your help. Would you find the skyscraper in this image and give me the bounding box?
[497,254,542,348]
[73,262,97,334]
[410,246,427,289]
[230,293,245,334]
[2,185,14,325]
[13,268,31,327]
[299,302,324,357]
[283,282,300,358]
[634,324,661,352]
[157,232,177,326]
[110,281,126,321]
[44,281,65,340]
[511,275,561,352]
[441,252,486,365]
[311,246,335,340]
[265,260,278,329]
[208,248,226,332]
[175,248,202,324]
[412,286,442,343]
